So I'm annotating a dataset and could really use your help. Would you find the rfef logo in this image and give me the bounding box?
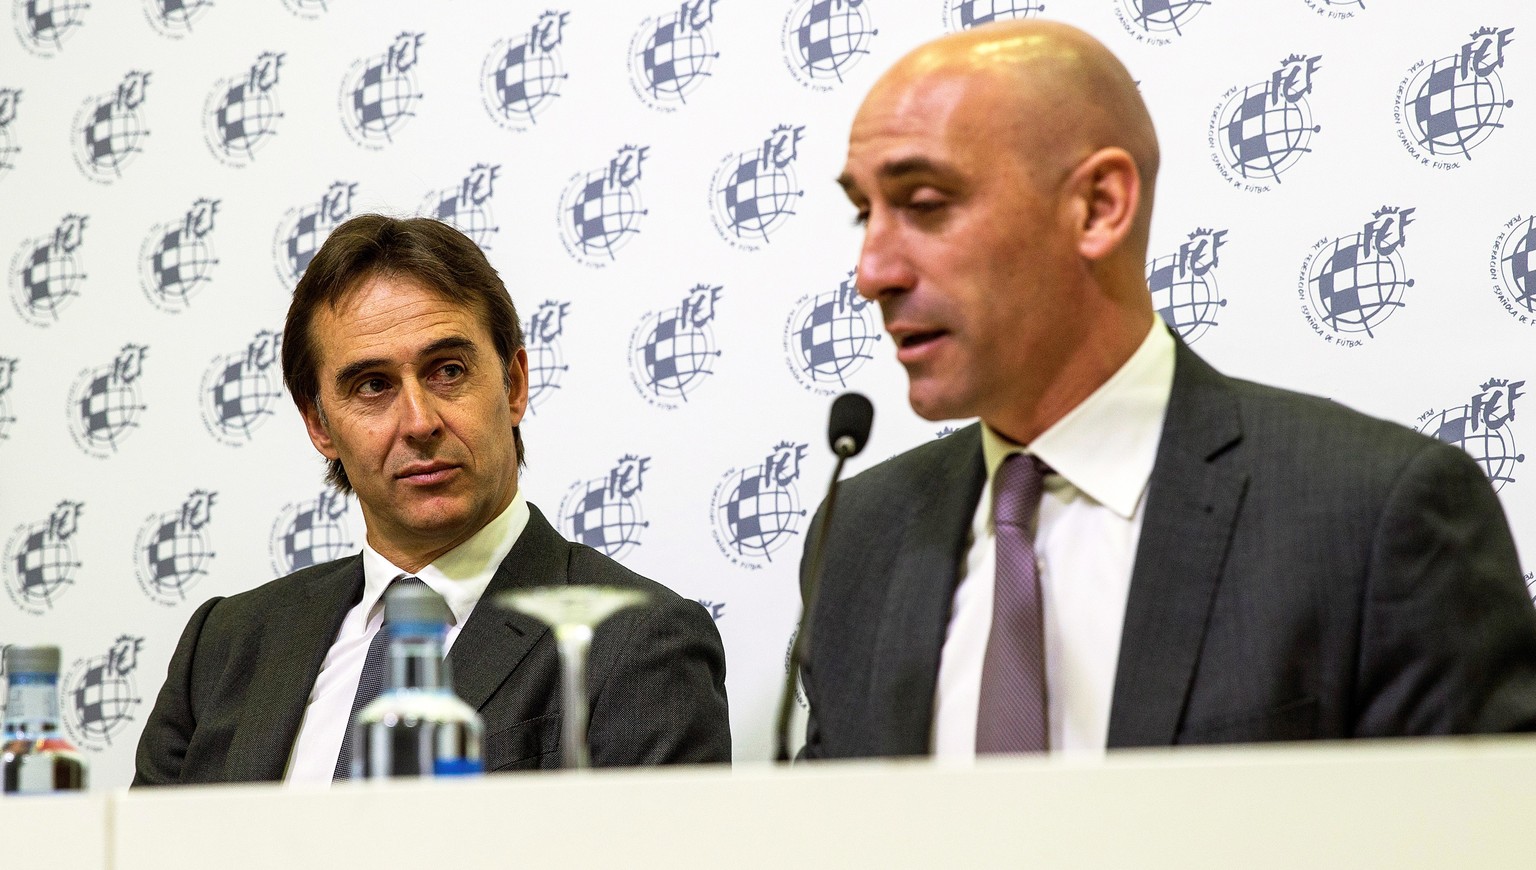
[139,198,221,313]
[134,490,217,606]
[943,0,1043,32]
[72,71,151,184]
[269,490,356,575]
[67,345,149,457]
[4,501,84,615]
[62,637,144,752]
[200,330,285,446]
[630,1,719,111]
[14,0,89,57]
[630,284,724,409]
[10,214,88,326]
[143,0,212,38]
[1115,0,1213,46]
[1418,379,1526,492]
[204,52,285,168]
[558,145,650,267]
[710,124,805,250]
[782,0,879,92]
[1297,206,1417,347]
[710,441,809,569]
[560,456,652,560]
[525,300,572,414]
[1149,227,1228,344]
[483,11,571,132]
[0,88,20,181]
[340,32,425,149]
[784,268,882,395]
[273,181,357,289]
[1209,54,1323,192]
[421,163,501,250]
[1395,27,1517,169]
[1490,214,1535,326]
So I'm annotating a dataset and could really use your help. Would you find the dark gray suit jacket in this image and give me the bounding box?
[800,342,1536,758]
[134,505,730,784]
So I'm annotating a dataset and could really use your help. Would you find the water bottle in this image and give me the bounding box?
[3,645,87,794]
[351,582,485,778]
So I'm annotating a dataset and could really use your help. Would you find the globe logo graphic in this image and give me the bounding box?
[202,349,283,444]
[714,150,803,246]
[272,495,355,573]
[947,0,1045,30]
[341,40,424,148]
[562,479,648,560]
[786,285,882,393]
[7,511,82,613]
[1420,406,1525,492]
[15,0,89,55]
[1148,253,1225,343]
[13,235,87,325]
[715,466,805,563]
[275,185,356,287]
[423,187,498,250]
[146,0,213,37]
[1404,56,1513,159]
[633,306,721,404]
[75,92,147,182]
[0,92,17,179]
[65,640,143,749]
[1498,216,1536,315]
[1215,82,1320,184]
[70,352,149,458]
[483,31,567,128]
[632,8,718,108]
[0,358,16,440]
[1117,0,1210,36]
[142,223,218,312]
[525,303,571,413]
[137,502,215,605]
[208,73,283,166]
[560,158,649,264]
[784,0,878,87]
[1305,233,1413,337]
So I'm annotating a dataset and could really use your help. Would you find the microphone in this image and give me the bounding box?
[775,392,873,762]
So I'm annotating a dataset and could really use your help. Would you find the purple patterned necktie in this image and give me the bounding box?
[976,453,1049,754]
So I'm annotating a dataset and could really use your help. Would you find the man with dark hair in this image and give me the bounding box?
[800,21,1536,760]
[135,215,730,784]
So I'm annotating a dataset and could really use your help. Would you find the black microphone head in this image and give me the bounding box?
[828,392,874,458]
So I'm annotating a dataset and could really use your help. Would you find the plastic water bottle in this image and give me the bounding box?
[351,583,485,778]
[3,646,87,794]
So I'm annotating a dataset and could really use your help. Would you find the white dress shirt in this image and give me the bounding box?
[932,321,1175,758]
[283,491,531,785]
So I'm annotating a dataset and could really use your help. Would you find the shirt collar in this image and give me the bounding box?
[360,490,531,627]
[982,319,1175,519]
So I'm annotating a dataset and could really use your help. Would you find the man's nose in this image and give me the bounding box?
[855,209,915,301]
[398,379,443,440]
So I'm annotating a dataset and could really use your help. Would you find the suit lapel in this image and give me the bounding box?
[449,504,564,711]
[866,425,986,755]
[226,557,361,781]
[1107,342,1248,748]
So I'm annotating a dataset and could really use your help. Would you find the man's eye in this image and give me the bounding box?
[437,363,466,380]
[356,377,388,396]
[851,210,869,227]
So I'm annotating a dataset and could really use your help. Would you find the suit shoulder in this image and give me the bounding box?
[840,423,982,500]
[194,555,360,629]
[565,541,693,609]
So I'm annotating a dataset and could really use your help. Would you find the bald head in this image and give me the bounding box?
[840,21,1162,441]
[862,21,1160,258]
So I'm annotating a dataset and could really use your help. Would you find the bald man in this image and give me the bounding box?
[798,22,1536,760]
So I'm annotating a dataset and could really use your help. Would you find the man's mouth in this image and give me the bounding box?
[892,328,947,362]
[396,462,459,485]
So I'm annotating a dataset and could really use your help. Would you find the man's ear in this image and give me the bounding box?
[299,400,340,461]
[1067,147,1141,262]
[506,347,530,427]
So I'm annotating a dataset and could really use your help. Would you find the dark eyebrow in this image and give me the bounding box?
[332,336,480,393]
[837,157,955,195]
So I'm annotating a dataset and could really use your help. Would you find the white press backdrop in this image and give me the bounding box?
[0,0,1531,788]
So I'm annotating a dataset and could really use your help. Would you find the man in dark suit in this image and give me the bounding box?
[135,216,730,784]
[802,21,1536,759]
